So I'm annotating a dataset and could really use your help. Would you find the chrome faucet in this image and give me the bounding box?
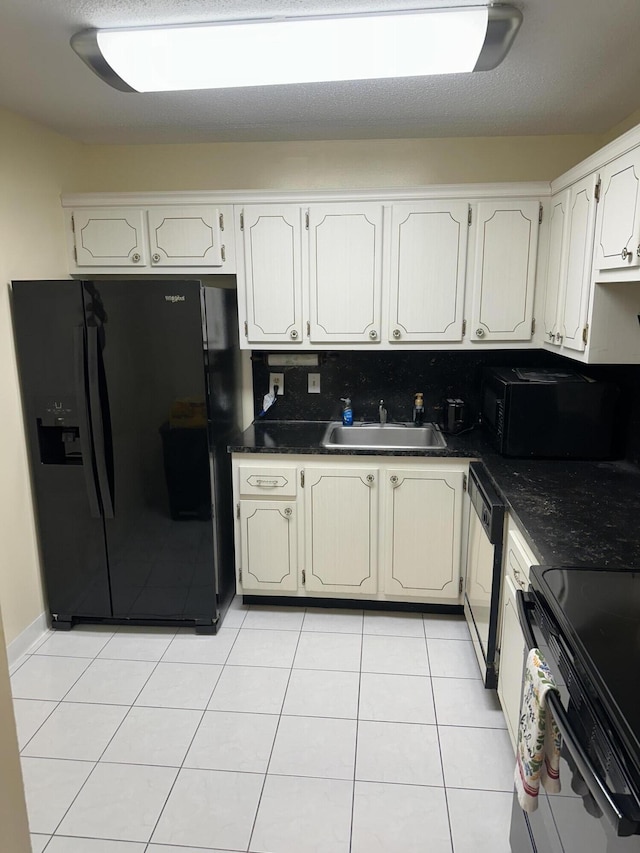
[378,400,387,425]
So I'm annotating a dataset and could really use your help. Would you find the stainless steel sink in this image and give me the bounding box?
[320,421,447,451]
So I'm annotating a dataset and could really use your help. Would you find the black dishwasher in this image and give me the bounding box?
[463,462,505,688]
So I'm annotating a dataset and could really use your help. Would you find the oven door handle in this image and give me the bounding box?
[516,589,639,838]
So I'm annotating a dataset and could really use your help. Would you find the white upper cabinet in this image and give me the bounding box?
[541,191,568,346]
[543,175,599,355]
[594,148,640,273]
[387,201,468,343]
[72,208,148,267]
[68,204,235,273]
[147,206,224,267]
[560,174,599,353]
[308,203,383,344]
[469,200,540,342]
[238,205,304,345]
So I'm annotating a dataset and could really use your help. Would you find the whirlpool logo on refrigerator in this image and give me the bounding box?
[165,295,186,303]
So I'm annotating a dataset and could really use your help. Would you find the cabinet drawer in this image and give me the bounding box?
[238,466,297,498]
[505,527,535,591]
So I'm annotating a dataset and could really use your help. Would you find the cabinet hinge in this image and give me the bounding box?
[73,245,78,262]
[239,568,242,583]
[306,320,310,337]
[219,212,224,231]
[221,245,226,262]
[462,319,467,338]
[240,211,244,231]
[302,569,306,586]
[459,577,464,595]
[463,474,467,492]
[305,211,310,230]
[538,203,543,224]
[70,214,75,233]
[595,178,601,203]
[467,206,472,226]
[300,470,305,488]
[582,324,589,344]
[236,502,240,520]
[531,317,536,335]
[244,320,248,338]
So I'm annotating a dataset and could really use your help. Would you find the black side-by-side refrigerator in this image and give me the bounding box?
[12,279,239,634]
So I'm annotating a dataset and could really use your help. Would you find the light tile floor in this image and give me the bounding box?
[11,601,515,853]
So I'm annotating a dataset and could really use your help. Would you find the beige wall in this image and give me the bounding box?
[71,133,603,194]
[0,108,80,646]
[0,605,31,852]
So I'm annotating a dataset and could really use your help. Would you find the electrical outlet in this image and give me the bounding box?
[308,373,321,393]
[269,372,284,395]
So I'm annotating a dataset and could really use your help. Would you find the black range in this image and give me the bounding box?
[516,566,640,850]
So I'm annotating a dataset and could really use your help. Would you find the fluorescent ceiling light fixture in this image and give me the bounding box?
[71,5,522,94]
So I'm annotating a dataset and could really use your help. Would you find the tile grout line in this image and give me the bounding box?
[347,615,365,853]
[246,613,307,853]
[41,628,182,843]
[425,618,456,853]
[142,621,244,849]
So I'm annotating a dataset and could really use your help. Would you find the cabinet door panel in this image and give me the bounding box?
[239,501,298,592]
[595,150,640,272]
[470,200,539,341]
[383,469,463,601]
[242,205,303,344]
[542,192,568,346]
[561,175,599,352]
[73,208,147,267]
[304,466,377,593]
[147,206,222,266]
[388,202,468,342]
[497,575,526,752]
[309,204,383,343]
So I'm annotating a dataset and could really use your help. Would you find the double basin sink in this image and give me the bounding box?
[321,421,447,451]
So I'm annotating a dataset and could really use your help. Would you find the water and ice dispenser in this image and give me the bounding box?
[36,398,82,464]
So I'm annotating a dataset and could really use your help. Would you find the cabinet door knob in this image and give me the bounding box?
[151,253,161,263]
[475,328,485,338]
[392,329,401,339]
[369,330,378,340]
[290,329,299,340]
[283,507,293,518]
[131,253,141,263]
[622,247,632,261]
[390,475,399,485]
[556,332,563,343]
[366,474,375,484]
[547,331,554,340]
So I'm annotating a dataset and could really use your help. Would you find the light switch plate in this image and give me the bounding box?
[308,373,321,393]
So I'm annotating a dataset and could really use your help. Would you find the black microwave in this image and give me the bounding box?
[481,367,619,458]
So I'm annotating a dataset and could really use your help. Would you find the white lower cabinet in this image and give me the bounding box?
[238,501,298,593]
[232,454,468,604]
[303,465,378,594]
[497,520,536,752]
[382,468,464,602]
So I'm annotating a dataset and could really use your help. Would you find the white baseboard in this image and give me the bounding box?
[7,612,49,666]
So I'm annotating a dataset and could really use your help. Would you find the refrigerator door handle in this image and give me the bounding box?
[87,325,115,519]
[73,326,101,518]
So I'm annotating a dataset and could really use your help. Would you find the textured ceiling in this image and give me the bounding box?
[1,0,640,144]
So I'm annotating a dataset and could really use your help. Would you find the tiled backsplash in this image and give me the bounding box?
[251,349,640,463]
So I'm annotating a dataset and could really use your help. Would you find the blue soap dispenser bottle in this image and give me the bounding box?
[341,397,353,426]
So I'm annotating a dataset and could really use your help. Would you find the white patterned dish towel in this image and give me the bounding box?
[514,647,562,811]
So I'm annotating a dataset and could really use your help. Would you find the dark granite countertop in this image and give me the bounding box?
[229,419,640,571]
